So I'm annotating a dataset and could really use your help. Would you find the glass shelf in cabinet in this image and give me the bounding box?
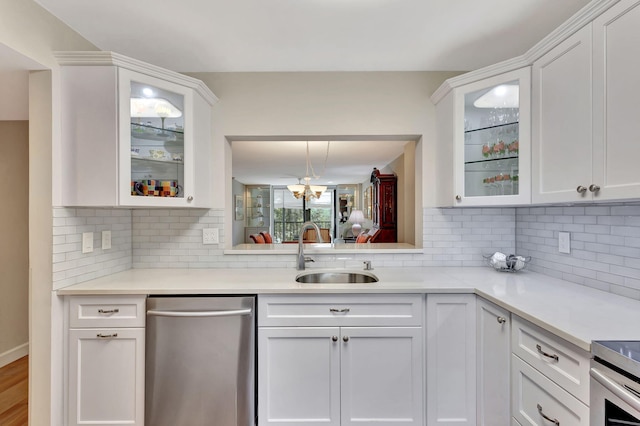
[131,156,185,165]
[464,155,518,166]
[464,121,518,134]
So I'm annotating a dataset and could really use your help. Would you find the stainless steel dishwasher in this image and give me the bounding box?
[145,296,256,426]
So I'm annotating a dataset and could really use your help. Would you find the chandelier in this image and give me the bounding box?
[287,141,329,201]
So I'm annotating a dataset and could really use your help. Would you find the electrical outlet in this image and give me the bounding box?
[82,232,94,253]
[102,230,112,250]
[203,228,219,245]
[558,232,571,254]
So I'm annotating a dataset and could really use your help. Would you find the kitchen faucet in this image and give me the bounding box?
[297,221,323,270]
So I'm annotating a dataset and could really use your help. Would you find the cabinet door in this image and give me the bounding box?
[593,0,640,200]
[532,24,593,204]
[340,327,423,426]
[511,355,589,426]
[68,328,144,426]
[118,68,197,207]
[258,327,341,426]
[426,294,476,426]
[453,67,531,206]
[477,298,510,426]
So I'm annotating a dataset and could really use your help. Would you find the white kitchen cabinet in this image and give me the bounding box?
[426,294,476,426]
[476,297,510,426]
[258,327,341,426]
[532,0,640,203]
[511,315,590,405]
[57,52,217,208]
[436,67,531,207]
[511,355,589,426]
[66,296,146,426]
[258,294,424,426]
[532,24,593,204]
[592,0,640,201]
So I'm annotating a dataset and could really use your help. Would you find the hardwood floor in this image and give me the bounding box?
[0,356,28,425]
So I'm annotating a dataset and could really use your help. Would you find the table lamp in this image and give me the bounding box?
[348,210,365,236]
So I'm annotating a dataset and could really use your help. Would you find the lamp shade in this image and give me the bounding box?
[348,210,365,236]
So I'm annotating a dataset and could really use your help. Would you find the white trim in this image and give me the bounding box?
[430,0,621,104]
[54,51,218,106]
[0,342,29,368]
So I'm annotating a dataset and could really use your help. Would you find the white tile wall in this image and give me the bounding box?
[130,207,516,269]
[54,203,640,302]
[422,208,516,267]
[52,208,132,290]
[516,203,640,300]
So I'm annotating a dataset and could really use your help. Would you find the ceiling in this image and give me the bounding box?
[232,139,411,186]
[34,0,591,73]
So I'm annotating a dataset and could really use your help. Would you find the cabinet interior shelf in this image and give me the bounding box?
[464,155,518,166]
[465,121,518,134]
[131,156,184,165]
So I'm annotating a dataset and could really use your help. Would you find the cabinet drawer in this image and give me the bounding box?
[69,296,146,328]
[258,294,423,327]
[512,355,588,426]
[511,316,589,404]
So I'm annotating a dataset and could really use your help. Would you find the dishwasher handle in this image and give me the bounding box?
[147,308,252,318]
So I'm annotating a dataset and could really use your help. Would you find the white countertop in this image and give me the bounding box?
[56,266,640,352]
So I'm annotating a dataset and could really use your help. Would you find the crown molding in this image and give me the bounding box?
[430,0,620,105]
[54,51,218,106]
[524,0,619,63]
[430,56,529,104]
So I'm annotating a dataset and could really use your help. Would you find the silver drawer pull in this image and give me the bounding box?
[536,344,559,362]
[496,316,506,324]
[329,308,350,313]
[343,336,349,342]
[537,404,559,425]
[331,336,338,342]
[96,333,118,339]
[98,308,119,314]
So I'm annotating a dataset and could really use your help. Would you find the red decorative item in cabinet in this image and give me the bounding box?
[369,168,397,243]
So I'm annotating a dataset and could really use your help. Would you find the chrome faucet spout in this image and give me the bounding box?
[297,221,323,270]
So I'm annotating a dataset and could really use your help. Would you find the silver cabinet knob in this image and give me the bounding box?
[589,184,600,193]
[455,195,462,202]
[496,316,506,324]
[343,336,349,342]
[187,196,194,202]
[332,336,338,342]
[576,186,587,194]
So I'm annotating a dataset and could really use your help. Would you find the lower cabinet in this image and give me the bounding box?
[511,315,590,426]
[66,296,145,426]
[477,298,511,426]
[258,294,424,426]
[512,355,589,426]
[426,294,476,426]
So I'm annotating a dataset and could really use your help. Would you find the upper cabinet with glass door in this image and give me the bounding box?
[57,52,218,208]
[451,68,531,206]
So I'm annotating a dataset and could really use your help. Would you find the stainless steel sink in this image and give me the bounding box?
[295,270,379,284]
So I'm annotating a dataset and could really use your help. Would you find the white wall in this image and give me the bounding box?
[188,71,460,215]
[0,0,97,423]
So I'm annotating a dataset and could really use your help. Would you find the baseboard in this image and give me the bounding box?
[0,342,29,368]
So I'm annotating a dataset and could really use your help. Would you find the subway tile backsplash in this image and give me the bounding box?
[52,202,640,301]
[52,208,131,290]
[516,203,640,300]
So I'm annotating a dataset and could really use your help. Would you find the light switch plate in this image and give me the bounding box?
[203,228,219,245]
[102,230,112,250]
[558,232,571,254]
[82,232,94,253]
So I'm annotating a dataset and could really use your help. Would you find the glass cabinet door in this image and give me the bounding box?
[119,69,194,206]
[455,67,531,205]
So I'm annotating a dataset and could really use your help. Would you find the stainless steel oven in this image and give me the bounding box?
[591,341,640,425]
